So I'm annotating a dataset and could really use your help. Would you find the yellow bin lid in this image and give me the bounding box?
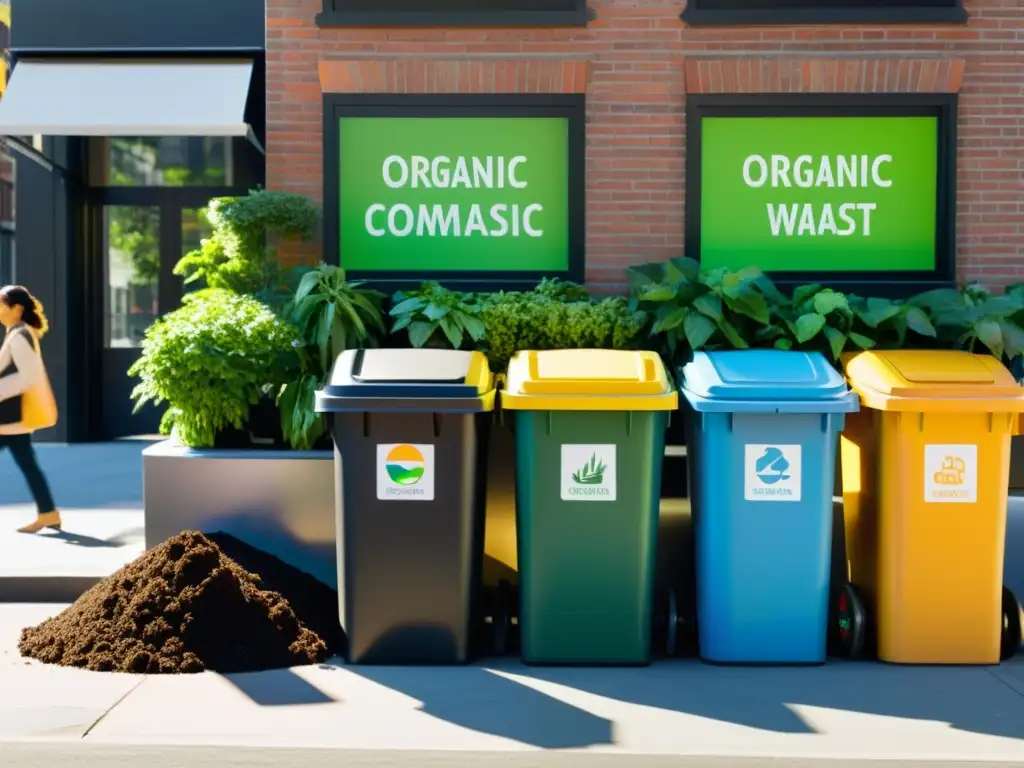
[842,350,1024,413]
[501,349,678,411]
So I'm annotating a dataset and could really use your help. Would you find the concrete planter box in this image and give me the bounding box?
[142,441,338,588]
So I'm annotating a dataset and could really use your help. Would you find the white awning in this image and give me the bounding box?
[0,59,259,147]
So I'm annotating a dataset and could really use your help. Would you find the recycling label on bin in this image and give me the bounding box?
[561,444,617,501]
[924,444,977,504]
[377,443,435,501]
[744,444,802,502]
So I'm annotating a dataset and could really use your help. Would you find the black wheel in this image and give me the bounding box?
[492,579,514,656]
[666,589,679,657]
[1001,587,1022,662]
[832,582,867,660]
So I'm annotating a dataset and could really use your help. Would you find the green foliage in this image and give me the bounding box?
[480,288,646,371]
[174,190,319,298]
[629,257,1024,366]
[389,282,486,349]
[128,289,301,448]
[279,264,387,450]
[533,277,591,303]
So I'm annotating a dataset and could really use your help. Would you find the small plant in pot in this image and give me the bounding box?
[278,263,387,450]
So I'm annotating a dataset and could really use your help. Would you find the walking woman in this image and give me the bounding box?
[0,285,61,533]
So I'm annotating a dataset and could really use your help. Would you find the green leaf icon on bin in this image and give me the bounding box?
[572,453,607,485]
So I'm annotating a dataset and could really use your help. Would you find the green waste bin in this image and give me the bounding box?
[501,349,679,665]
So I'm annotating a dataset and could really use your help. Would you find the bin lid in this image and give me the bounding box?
[843,350,1024,413]
[500,349,678,411]
[315,348,495,413]
[680,350,856,414]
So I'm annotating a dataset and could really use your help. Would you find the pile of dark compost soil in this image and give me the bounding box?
[18,530,345,674]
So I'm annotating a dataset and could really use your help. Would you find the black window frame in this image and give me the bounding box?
[323,93,586,292]
[685,93,958,297]
[316,0,593,28]
[681,0,967,26]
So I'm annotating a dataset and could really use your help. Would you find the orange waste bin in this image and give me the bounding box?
[841,350,1024,665]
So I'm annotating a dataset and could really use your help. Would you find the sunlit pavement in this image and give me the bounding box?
[3,602,1024,764]
[3,443,1024,764]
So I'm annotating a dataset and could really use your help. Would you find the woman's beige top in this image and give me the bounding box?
[0,324,44,435]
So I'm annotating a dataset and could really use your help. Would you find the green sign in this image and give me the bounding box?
[338,116,570,272]
[699,116,939,272]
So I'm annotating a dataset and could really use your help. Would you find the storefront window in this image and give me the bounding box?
[103,205,160,348]
[91,137,235,187]
[682,0,966,24]
[317,0,588,26]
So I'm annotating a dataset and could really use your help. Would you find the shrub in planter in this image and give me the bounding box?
[278,264,387,450]
[129,289,302,448]
[174,190,319,304]
[480,287,647,371]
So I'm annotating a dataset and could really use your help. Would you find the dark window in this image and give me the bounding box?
[87,137,263,189]
[317,0,589,27]
[683,0,967,25]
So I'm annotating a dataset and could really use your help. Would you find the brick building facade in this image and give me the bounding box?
[266,0,1023,291]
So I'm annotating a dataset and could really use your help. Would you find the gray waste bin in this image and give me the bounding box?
[315,348,497,664]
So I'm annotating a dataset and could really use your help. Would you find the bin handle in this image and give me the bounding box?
[639,355,657,383]
[527,351,540,383]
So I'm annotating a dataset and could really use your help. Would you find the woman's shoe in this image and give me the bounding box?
[17,510,62,533]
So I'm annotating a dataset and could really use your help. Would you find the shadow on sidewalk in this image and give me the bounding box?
[349,664,612,749]
[511,659,1024,741]
[223,667,336,706]
[26,526,145,549]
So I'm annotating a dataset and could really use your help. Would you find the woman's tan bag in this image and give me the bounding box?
[20,331,57,430]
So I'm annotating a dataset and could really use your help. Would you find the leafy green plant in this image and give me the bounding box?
[128,289,301,448]
[627,257,781,360]
[533,277,591,303]
[629,256,1024,366]
[909,283,1024,361]
[174,190,319,298]
[278,264,387,450]
[389,282,486,349]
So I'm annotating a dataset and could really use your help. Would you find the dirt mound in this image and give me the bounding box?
[18,531,345,674]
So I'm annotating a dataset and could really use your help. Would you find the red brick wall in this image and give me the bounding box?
[266,0,1024,291]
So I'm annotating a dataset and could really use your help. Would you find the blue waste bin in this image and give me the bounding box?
[680,350,859,665]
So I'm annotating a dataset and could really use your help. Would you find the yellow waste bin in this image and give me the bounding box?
[841,350,1024,665]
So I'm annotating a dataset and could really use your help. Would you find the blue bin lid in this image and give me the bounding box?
[680,350,858,414]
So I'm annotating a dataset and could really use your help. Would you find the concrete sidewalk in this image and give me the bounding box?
[0,442,147,601]
[4,604,1024,763]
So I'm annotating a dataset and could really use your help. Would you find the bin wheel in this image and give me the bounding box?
[666,589,679,658]
[833,582,867,660]
[1001,587,1022,662]
[492,580,515,656]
